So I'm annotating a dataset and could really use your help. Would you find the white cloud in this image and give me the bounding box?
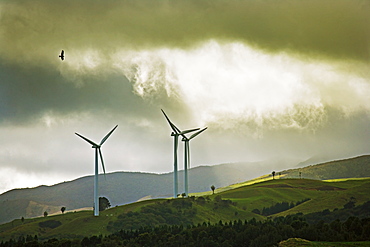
[111,41,369,133]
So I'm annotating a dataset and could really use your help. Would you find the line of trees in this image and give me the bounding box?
[304,200,370,224]
[1,215,369,247]
[252,198,310,216]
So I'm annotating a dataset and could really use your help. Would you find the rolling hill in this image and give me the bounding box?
[0,177,369,242]
[280,155,370,180]
[0,158,298,224]
[0,155,368,225]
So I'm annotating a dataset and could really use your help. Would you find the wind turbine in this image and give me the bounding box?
[161,109,199,198]
[182,127,207,197]
[75,125,118,216]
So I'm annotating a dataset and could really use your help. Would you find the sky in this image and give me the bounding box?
[0,0,369,194]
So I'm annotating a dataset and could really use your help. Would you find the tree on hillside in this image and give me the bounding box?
[211,185,215,194]
[61,207,66,214]
[344,197,357,209]
[99,197,111,211]
[299,171,302,179]
[272,171,276,180]
[252,208,261,215]
[43,211,48,217]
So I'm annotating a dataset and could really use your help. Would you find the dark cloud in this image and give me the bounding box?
[0,60,185,124]
[1,0,369,64]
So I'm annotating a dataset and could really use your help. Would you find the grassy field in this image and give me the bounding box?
[218,178,370,216]
[0,177,369,241]
[0,198,168,240]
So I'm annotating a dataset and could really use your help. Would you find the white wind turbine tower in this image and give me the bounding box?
[182,127,207,197]
[75,125,118,216]
[161,109,199,198]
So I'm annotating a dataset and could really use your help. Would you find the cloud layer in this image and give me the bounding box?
[115,42,370,132]
[1,0,369,130]
[0,0,369,193]
[1,0,369,64]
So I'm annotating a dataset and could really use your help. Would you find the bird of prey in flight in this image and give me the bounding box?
[59,50,64,60]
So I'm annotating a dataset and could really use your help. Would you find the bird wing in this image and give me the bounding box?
[59,50,65,60]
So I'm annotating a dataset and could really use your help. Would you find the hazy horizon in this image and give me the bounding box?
[1,0,369,194]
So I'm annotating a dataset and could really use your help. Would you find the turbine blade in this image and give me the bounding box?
[172,123,181,134]
[100,125,118,145]
[98,148,106,179]
[189,127,207,140]
[180,128,200,135]
[75,133,99,147]
[161,109,180,134]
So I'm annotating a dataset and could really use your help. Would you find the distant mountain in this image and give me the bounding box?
[281,155,370,180]
[0,158,298,224]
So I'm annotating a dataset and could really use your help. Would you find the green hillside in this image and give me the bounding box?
[220,178,370,216]
[0,158,298,225]
[1,177,369,242]
[1,155,368,225]
[281,155,370,180]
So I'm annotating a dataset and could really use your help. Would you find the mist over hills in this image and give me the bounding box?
[0,155,369,224]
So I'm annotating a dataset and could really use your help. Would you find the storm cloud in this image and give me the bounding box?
[1,0,369,63]
[0,0,369,193]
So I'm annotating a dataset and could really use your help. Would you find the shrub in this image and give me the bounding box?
[38,220,62,229]
[252,209,261,215]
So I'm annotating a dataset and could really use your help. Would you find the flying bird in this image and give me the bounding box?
[59,50,64,60]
